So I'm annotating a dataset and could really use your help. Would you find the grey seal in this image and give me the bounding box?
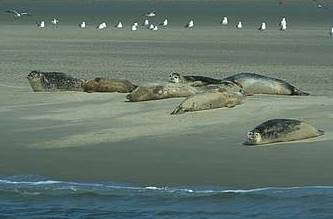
[126,83,201,102]
[83,78,137,93]
[245,119,324,145]
[27,70,85,92]
[169,72,223,86]
[223,73,310,96]
[171,89,245,114]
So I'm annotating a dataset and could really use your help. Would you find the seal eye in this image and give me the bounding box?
[247,132,253,138]
[173,75,180,83]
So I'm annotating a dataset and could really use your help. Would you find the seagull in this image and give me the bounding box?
[258,22,266,31]
[312,0,329,9]
[37,21,45,28]
[145,11,156,17]
[185,20,194,28]
[280,17,287,27]
[280,23,287,31]
[221,17,228,25]
[5,9,31,17]
[97,22,107,30]
[330,27,333,36]
[79,21,86,28]
[149,23,155,30]
[160,18,168,27]
[143,19,149,26]
[115,21,123,28]
[236,21,243,29]
[153,25,158,31]
[51,18,59,26]
[133,22,139,27]
[131,24,137,31]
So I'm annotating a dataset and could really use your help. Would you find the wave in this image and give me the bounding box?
[1,175,333,197]
[1,176,333,219]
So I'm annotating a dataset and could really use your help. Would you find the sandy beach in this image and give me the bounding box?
[1,0,333,187]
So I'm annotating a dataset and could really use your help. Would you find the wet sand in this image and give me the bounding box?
[0,16,333,186]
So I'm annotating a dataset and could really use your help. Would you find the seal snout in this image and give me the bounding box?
[246,131,261,145]
[169,72,181,83]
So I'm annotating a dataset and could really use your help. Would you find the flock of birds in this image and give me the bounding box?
[4,8,333,35]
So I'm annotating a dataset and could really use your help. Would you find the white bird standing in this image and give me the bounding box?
[160,18,168,27]
[153,25,158,31]
[185,20,194,28]
[143,19,149,26]
[221,16,228,25]
[258,22,266,31]
[79,21,86,28]
[236,21,243,29]
[97,22,107,30]
[133,22,139,27]
[131,24,137,31]
[51,18,59,25]
[5,9,31,17]
[280,23,287,31]
[330,27,333,37]
[116,21,123,28]
[149,24,155,30]
[280,17,287,27]
[37,21,45,28]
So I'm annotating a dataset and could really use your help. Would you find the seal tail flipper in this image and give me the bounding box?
[170,106,185,115]
[292,88,310,96]
[318,129,325,136]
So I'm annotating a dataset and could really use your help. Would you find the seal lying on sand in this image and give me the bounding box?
[126,83,201,102]
[169,72,222,86]
[27,70,85,92]
[223,73,310,96]
[171,89,245,114]
[245,119,324,145]
[206,80,246,95]
[83,78,137,93]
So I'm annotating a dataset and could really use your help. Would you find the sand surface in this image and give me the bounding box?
[0,0,333,187]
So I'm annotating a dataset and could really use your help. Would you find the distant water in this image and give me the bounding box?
[1,176,333,219]
[0,0,332,26]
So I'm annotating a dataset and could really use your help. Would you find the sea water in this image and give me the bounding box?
[1,175,333,219]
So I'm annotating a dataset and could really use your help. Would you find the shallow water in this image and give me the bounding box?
[1,175,333,219]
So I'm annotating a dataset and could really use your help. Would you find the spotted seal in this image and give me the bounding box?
[83,78,137,93]
[245,119,324,145]
[171,89,245,114]
[27,70,85,92]
[126,83,202,102]
[169,72,223,86]
[223,73,310,96]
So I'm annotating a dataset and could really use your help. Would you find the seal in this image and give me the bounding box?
[83,77,137,93]
[171,89,245,114]
[205,80,246,95]
[245,119,324,145]
[126,83,202,102]
[169,72,223,86]
[27,70,85,92]
[223,72,310,96]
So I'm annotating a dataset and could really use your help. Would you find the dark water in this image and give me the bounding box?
[1,176,333,219]
[0,0,332,26]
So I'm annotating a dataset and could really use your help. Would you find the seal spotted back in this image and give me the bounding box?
[246,119,324,145]
[223,73,310,96]
[27,71,84,92]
